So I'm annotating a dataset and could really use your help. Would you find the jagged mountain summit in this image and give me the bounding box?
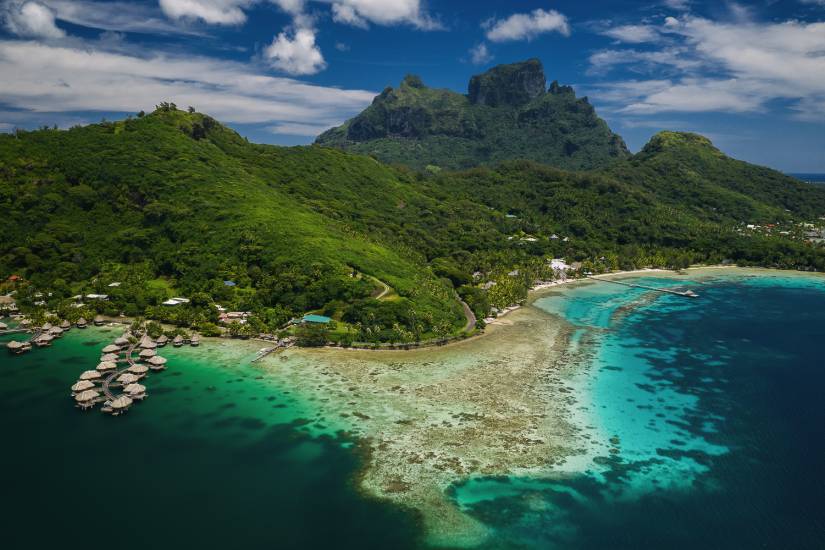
[315,59,630,171]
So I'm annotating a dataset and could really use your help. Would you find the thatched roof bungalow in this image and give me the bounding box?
[117,373,139,384]
[94,315,105,326]
[114,336,130,348]
[156,334,169,347]
[172,335,184,347]
[96,361,117,372]
[71,380,96,393]
[76,317,88,328]
[7,340,26,354]
[35,334,54,347]
[0,322,7,330]
[127,364,149,375]
[138,348,156,359]
[139,336,157,350]
[100,353,119,362]
[49,326,64,337]
[41,322,53,331]
[75,389,100,403]
[190,334,200,347]
[148,355,167,370]
[79,370,102,381]
[110,396,133,412]
[101,344,120,354]
[60,320,71,330]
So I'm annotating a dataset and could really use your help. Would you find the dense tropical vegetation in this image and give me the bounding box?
[2,100,824,344]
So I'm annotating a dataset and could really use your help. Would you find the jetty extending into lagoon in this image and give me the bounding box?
[588,275,700,298]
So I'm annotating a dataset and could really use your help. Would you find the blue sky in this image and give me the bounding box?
[1,0,824,171]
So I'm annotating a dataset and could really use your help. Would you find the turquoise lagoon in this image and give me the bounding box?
[451,270,825,549]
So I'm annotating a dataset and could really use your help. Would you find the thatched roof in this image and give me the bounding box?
[101,344,120,354]
[60,320,71,329]
[42,322,53,331]
[49,327,63,335]
[139,336,157,349]
[173,335,183,343]
[100,353,119,362]
[117,373,139,384]
[0,322,8,330]
[79,370,102,380]
[76,317,87,325]
[37,334,54,343]
[94,315,104,322]
[111,396,133,409]
[138,348,156,358]
[96,361,117,371]
[156,335,168,343]
[6,340,22,349]
[127,364,149,374]
[72,380,96,392]
[124,383,146,395]
[114,337,129,346]
[19,318,31,326]
[75,389,100,402]
[148,356,167,365]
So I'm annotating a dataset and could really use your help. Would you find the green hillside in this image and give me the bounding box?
[316,59,629,171]
[2,107,824,344]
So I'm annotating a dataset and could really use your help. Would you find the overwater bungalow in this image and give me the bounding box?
[75,389,100,409]
[156,335,169,347]
[148,356,167,371]
[94,315,105,326]
[138,348,156,359]
[42,322,53,331]
[139,336,157,350]
[127,364,149,375]
[108,396,133,415]
[191,334,200,347]
[35,334,54,347]
[19,318,31,328]
[6,340,29,354]
[172,335,183,347]
[100,353,119,363]
[79,370,102,381]
[96,361,117,372]
[76,317,88,329]
[49,326,64,338]
[124,383,147,400]
[0,322,8,330]
[117,373,140,385]
[101,344,120,354]
[60,320,71,330]
[114,336,130,348]
[71,380,96,394]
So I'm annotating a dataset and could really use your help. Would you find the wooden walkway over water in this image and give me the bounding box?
[588,276,699,298]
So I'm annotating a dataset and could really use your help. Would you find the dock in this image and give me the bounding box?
[252,342,293,363]
[588,276,699,298]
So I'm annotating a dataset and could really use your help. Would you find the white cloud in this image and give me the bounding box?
[331,3,367,28]
[264,27,325,75]
[158,0,252,25]
[0,39,373,129]
[601,24,660,43]
[485,9,570,42]
[589,16,825,118]
[3,1,65,38]
[325,0,441,30]
[40,0,202,34]
[468,42,492,65]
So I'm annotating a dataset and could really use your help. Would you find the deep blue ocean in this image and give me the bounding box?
[2,272,824,549]
[789,173,825,184]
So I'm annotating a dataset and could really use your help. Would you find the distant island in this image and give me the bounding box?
[2,60,825,348]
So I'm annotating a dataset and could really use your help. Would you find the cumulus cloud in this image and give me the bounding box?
[663,0,690,10]
[325,0,442,30]
[0,39,373,130]
[485,9,570,42]
[264,27,325,75]
[589,16,825,118]
[158,0,252,25]
[3,1,65,38]
[468,42,492,65]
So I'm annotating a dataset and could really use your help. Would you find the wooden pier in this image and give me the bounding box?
[588,276,699,298]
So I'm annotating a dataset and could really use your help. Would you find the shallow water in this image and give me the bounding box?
[452,272,825,549]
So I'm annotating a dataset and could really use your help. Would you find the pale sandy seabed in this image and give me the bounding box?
[220,266,821,547]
